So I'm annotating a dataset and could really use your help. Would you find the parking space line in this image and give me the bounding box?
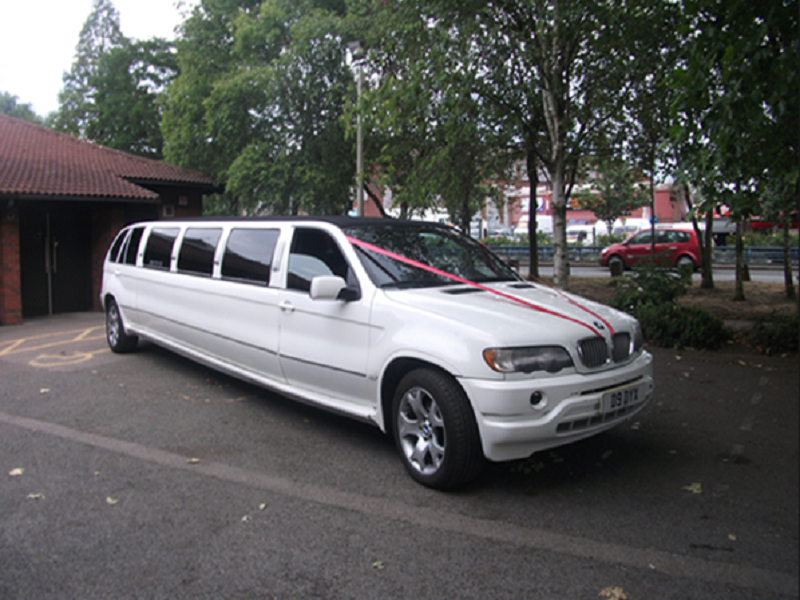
[0,327,105,358]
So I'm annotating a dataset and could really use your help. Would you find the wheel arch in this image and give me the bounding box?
[675,253,697,270]
[379,357,466,434]
[608,253,626,267]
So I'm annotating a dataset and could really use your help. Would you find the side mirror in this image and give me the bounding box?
[309,275,360,301]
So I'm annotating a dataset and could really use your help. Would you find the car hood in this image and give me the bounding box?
[383,281,632,345]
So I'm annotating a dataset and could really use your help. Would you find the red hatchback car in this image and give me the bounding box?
[599,225,701,273]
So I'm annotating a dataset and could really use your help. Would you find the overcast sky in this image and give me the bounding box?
[0,0,195,116]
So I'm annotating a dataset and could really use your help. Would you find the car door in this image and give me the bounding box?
[276,226,375,410]
[622,230,653,265]
[656,230,682,265]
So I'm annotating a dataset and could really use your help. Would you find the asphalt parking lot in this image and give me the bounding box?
[1,312,798,599]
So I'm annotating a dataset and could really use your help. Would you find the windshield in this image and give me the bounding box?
[343,222,521,289]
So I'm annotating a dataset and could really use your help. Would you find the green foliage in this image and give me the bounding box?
[571,158,651,233]
[52,0,125,137]
[48,0,176,157]
[610,267,688,312]
[747,315,800,355]
[743,230,800,248]
[596,233,626,246]
[0,92,44,124]
[163,0,353,215]
[669,0,798,221]
[87,39,177,158]
[609,266,729,349]
[633,302,730,350]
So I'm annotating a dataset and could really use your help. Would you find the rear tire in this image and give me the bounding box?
[106,297,138,353]
[676,255,696,274]
[392,368,484,490]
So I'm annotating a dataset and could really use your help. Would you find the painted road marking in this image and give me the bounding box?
[0,326,107,368]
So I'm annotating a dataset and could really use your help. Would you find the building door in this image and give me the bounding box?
[20,206,93,317]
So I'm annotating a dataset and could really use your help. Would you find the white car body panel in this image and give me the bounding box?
[101,217,654,464]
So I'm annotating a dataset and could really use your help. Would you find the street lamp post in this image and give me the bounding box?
[348,41,365,217]
[356,61,364,217]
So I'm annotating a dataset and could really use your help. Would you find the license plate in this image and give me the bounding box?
[602,383,645,413]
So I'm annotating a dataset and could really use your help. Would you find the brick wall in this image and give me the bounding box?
[91,208,126,312]
[0,206,22,325]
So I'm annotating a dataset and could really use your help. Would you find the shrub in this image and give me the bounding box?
[742,230,800,248]
[747,315,799,355]
[610,266,687,312]
[610,266,730,350]
[634,302,731,350]
[596,233,627,246]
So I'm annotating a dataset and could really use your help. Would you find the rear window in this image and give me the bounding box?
[123,227,144,265]
[107,230,128,263]
[221,228,279,285]
[177,228,222,276]
[144,228,180,270]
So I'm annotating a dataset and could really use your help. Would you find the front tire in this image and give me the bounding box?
[608,254,625,276]
[106,297,138,353]
[392,368,484,490]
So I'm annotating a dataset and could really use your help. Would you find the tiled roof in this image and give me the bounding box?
[0,114,217,200]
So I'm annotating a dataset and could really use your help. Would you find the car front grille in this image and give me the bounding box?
[578,333,632,368]
[612,333,631,362]
[579,337,607,368]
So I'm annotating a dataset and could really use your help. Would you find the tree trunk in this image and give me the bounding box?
[734,218,745,301]
[782,211,796,299]
[701,210,715,289]
[684,184,714,289]
[649,174,656,263]
[551,168,569,289]
[526,150,540,279]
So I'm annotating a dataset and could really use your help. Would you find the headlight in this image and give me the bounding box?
[631,320,644,352]
[483,346,574,374]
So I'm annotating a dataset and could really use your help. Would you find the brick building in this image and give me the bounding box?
[0,114,219,325]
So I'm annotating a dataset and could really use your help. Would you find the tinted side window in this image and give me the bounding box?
[108,230,128,263]
[675,231,690,243]
[287,228,349,292]
[221,228,279,285]
[144,227,179,270]
[178,228,222,276]
[630,232,651,245]
[123,227,144,265]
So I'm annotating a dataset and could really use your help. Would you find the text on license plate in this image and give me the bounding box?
[602,384,645,413]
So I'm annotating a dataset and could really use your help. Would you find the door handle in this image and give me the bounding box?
[279,300,294,313]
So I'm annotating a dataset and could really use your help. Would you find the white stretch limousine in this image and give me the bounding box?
[101,217,654,489]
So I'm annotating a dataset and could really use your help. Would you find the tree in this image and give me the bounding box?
[571,159,650,236]
[163,0,354,215]
[670,0,799,300]
[52,0,125,137]
[355,5,513,230]
[375,0,667,289]
[87,39,177,158]
[0,92,44,124]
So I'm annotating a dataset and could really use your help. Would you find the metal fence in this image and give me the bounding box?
[488,245,800,266]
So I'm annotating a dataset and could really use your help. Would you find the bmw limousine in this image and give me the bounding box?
[101,216,654,489]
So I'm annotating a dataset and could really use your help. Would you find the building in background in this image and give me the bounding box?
[0,115,220,325]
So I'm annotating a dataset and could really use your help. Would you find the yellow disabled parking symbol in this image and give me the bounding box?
[0,323,109,370]
[29,349,106,367]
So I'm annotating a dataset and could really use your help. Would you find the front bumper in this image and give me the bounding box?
[459,351,654,462]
